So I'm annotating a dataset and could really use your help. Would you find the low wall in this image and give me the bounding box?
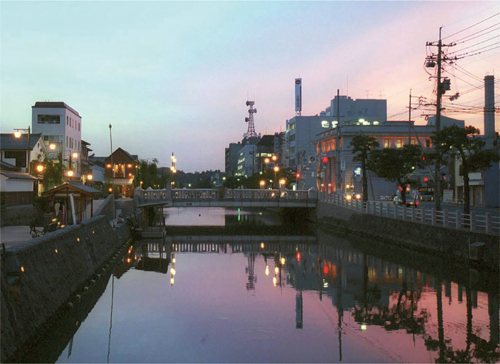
[0,214,132,362]
[0,204,47,227]
[94,194,115,221]
[315,201,499,270]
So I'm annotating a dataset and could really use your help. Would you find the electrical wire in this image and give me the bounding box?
[451,34,500,54]
[455,44,500,59]
[448,19,500,43]
[442,13,500,39]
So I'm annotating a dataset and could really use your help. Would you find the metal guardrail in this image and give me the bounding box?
[319,192,500,236]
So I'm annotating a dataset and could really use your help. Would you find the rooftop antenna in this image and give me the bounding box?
[244,99,258,138]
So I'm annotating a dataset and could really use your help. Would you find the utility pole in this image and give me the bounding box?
[335,89,341,192]
[408,89,412,145]
[426,27,454,211]
[435,27,443,211]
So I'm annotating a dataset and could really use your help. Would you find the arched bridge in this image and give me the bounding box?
[135,188,318,208]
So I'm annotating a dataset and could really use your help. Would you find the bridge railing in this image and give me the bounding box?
[138,188,317,204]
[319,192,499,236]
[173,189,220,200]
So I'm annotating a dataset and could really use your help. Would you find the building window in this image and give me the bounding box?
[411,139,417,145]
[426,138,432,148]
[396,139,402,148]
[321,120,329,128]
[384,139,389,148]
[67,116,69,125]
[37,115,60,124]
[78,123,80,132]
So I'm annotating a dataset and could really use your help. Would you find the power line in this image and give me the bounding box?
[443,13,500,40]
[454,26,500,44]
[455,44,500,59]
[451,34,500,54]
[452,22,500,43]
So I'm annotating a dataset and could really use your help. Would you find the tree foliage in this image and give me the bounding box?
[135,159,170,189]
[350,134,379,202]
[430,125,499,214]
[368,145,423,203]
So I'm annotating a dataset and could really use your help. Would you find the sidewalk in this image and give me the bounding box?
[0,226,33,248]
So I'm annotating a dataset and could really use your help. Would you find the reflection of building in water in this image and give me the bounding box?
[245,252,257,291]
[135,240,171,274]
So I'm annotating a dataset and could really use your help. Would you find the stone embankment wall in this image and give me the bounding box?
[0,204,46,227]
[94,194,115,221]
[315,201,499,270]
[0,214,131,362]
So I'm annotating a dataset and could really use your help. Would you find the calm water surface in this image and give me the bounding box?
[20,208,499,363]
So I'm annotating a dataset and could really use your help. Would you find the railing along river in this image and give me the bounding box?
[319,192,500,236]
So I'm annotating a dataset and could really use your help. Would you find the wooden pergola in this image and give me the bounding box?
[43,182,101,223]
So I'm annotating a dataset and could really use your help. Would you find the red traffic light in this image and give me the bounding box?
[295,172,301,179]
[424,177,429,182]
[322,156,329,164]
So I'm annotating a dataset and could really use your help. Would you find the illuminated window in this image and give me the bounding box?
[411,139,417,145]
[384,139,389,148]
[321,120,330,128]
[396,139,402,148]
[426,138,432,148]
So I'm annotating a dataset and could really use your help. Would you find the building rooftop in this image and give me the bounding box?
[32,101,81,117]
[0,133,43,151]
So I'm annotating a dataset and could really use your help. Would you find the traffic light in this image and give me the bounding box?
[321,156,329,164]
[295,172,301,179]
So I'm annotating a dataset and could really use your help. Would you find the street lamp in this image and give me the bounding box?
[273,166,280,188]
[13,127,31,174]
[36,164,44,173]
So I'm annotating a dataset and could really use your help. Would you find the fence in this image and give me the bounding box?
[319,192,499,236]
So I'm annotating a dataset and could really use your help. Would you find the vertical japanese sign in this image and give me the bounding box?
[295,78,302,112]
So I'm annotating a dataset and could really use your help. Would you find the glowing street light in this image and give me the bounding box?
[13,127,31,174]
[271,155,278,162]
[67,170,74,177]
[36,164,44,173]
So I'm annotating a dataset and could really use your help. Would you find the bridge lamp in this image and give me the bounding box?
[264,158,270,165]
[279,178,286,186]
[259,180,266,189]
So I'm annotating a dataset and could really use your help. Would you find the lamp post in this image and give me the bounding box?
[171,153,177,188]
[13,127,31,174]
[273,166,280,189]
[49,141,63,164]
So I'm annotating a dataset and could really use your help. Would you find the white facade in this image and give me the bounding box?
[0,174,35,192]
[285,115,336,188]
[32,102,82,176]
[236,144,258,177]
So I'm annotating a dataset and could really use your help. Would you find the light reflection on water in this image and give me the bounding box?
[17,208,499,363]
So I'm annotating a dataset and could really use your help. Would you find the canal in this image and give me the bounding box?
[17,207,499,363]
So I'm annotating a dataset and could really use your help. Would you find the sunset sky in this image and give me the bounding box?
[1,1,498,172]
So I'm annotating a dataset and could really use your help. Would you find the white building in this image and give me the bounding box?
[32,102,82,177]
[285,114,336,188]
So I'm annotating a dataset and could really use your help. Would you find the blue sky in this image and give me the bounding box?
[1,1,498,172]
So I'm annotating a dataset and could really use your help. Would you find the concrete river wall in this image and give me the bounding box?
[0,214,132,362]
[315,201,499,271]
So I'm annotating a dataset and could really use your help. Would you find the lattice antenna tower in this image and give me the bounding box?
[244,100,258,138]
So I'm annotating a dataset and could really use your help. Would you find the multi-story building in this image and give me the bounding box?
[104,148,139,198]
[31,101,82,177]
[225,142,243,177]
[314,116,465,198]
[285,114,336,188]
[236,136,260,177]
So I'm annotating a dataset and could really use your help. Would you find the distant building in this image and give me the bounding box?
[104,148,139,198]
[32,101,82,177]
[236,136,260,177]
[285,115,336,188]
[314,117,464,198]
[0,171,38,206]
[0,133,47,172]
[256,135,276,172]
[225,142,243,176]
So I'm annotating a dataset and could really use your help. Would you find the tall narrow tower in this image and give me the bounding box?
[244,100,258,138]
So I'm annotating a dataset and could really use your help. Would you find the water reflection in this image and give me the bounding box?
[13,209,499,363]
